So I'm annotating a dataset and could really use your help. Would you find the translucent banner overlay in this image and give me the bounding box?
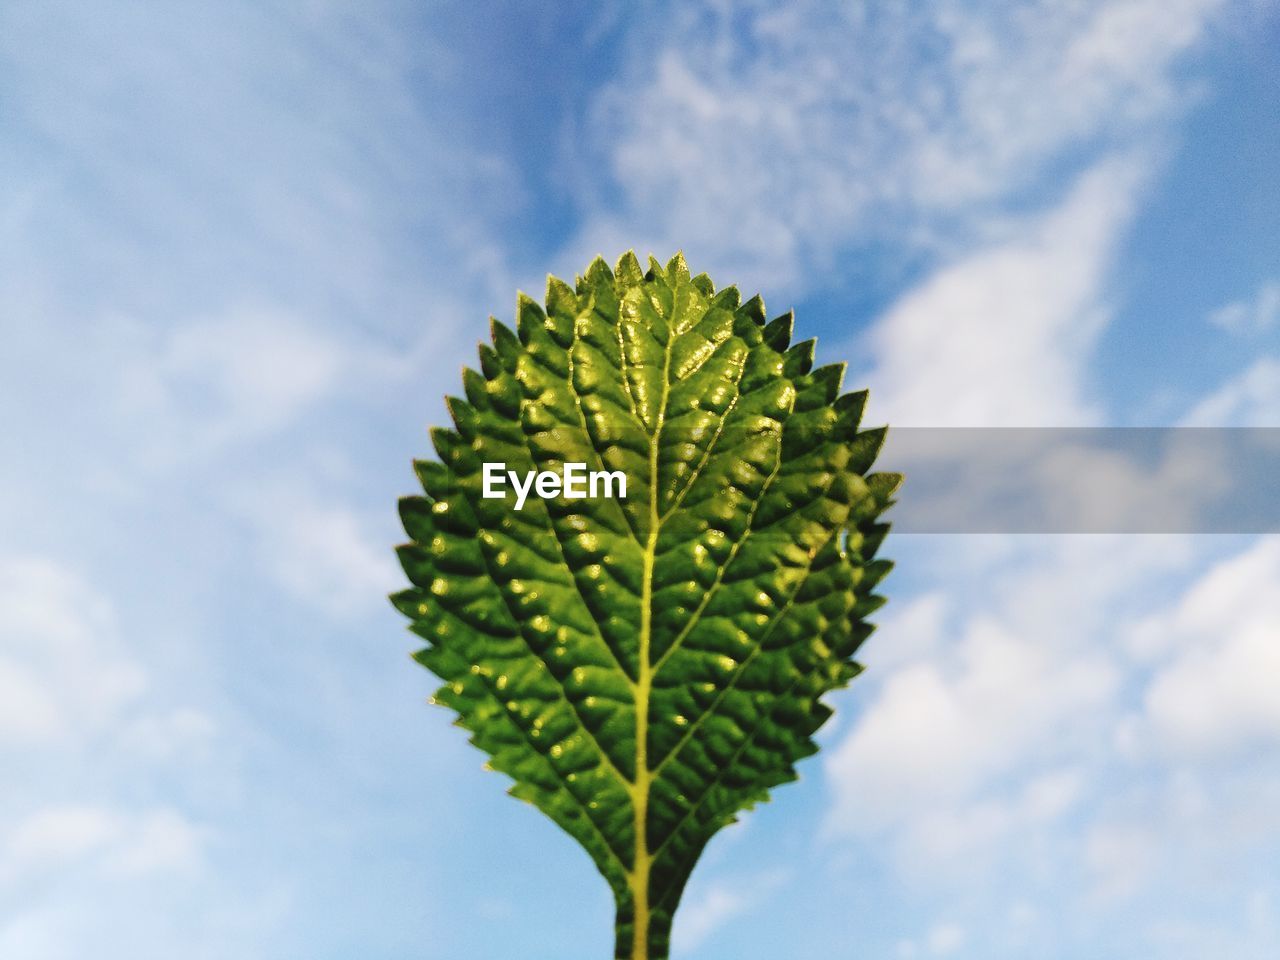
[880,428,1280,533]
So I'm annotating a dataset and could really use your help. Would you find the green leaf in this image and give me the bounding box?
[393,252,898,959]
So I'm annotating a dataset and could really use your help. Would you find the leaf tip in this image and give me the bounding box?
[616,250,643,285]
[666,250,690,282]
[585,254,613,285]
[545,273,577,315]
[763,311,794,351]
[783,338,816,376]
[739,293,766,325]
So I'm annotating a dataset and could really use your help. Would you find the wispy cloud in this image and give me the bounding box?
[1,805,202,891]
[1183,357,1280,426]
[565,0,1235,293]
[673,869,790,954]
[228,479,401,617]
[1210,280,1280,335]
[0,556,147,747]
[0,552,228,955]
[0,1,520,330]
[895,921,969,958]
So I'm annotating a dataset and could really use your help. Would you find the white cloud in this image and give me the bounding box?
[0,556,145,746]
[861,156,1145,426]
[106,307,346,468]
[110,809,203,877]
[675,886,746,952]
[927,922,967,955]
[568,0,1234,292]
[1183,356,1280,426]
[1083,819,1160,901]
[824,527,1280,954]
[895,921,969,958]
[1142,886,1280,960]
[153,309,344,439]
[228,483,400,616]
[672,869,788,953]
[1136,537,1280,755]
[831,624,1107,822]
[1,805,202,890]
[3,807,120,875]
[825,536,1180,863]
[0,552,217,916]
[852,592,950,674]
[1210,281,1280,335]
[0,1,519,331]
[120,708,218,764]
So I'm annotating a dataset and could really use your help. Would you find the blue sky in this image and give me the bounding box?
[2,2,1279,958]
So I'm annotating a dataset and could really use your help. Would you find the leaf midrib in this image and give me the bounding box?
[628,278,682,959]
